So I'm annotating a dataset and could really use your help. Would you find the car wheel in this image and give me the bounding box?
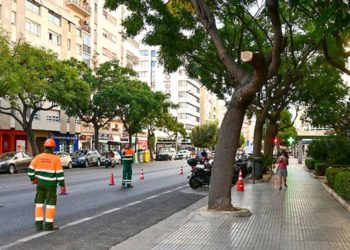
[67,162,73,169]
[84,160,89,168]
[96,159,101,167]
[8,164,16,174]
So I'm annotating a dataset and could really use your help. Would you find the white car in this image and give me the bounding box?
[55,152,73,169]
[175,150,191,160]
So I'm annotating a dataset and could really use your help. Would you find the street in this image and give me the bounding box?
[0,160,207,250]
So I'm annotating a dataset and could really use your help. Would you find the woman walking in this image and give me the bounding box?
[276,150,289,190]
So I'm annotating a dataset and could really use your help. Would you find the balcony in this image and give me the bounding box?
[80,20,91,33]
[65,0,91,17]
[83,44,91,54]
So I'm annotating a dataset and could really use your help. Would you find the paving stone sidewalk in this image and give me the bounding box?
[154,158,350,250]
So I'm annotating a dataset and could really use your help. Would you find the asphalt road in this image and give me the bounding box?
[0,160,207,249]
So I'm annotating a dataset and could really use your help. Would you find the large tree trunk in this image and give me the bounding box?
[93,124,100,152]
[253,114,265,157]
[128,133,133,148]
[24,126,39,156]
[264,122,278,156]
[208,99,246,210]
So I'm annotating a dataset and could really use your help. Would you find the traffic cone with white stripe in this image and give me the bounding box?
[109,173,115,186]
[180,166,184,176]
[236,169,244,192]
[139,169,144,180]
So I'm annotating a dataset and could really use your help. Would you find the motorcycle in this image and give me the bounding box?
[187,158,212,189]
[187,157,251,189]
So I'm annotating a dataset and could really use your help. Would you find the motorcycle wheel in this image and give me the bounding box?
[189,176,202,189]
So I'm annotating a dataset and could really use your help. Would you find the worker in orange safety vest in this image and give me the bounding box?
[28,139,65,231]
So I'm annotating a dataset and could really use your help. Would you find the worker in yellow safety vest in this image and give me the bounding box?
[28,139,65,231]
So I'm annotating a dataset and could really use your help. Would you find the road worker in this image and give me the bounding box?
[122,143,134,188]
[28,139,65,231]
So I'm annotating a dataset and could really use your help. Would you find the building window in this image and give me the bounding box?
[179,69,185,75]
[139,50,148,56]
[179,91,187,98]
[11,11,16,25]
[139,60,148,66]
[138,71,147,77]
[47,115,59,122]
[68,22,72,32]
[103,10,107,19]
[67,39,71,50]
[151,50,157,57]
[178,80,187,87]
[25,0,40,15]
[77,45,82,56]
[102,32,107,38]
[48,11,61,26]
[151,61,157,67]
[76,118,81,124]
[48,31,61,46]
[34,112,40,120]
[77,28,82,38]
[25,19,40,36]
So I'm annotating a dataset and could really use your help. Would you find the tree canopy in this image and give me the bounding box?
[190,122,219,149]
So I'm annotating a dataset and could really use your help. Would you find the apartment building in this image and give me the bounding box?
[135,45,201,135]
[0,0,138,154]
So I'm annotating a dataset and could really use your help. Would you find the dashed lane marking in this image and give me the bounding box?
[0,185,187,250]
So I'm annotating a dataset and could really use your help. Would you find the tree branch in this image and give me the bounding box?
[322,38,350,75]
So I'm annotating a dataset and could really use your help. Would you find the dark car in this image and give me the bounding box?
[71,150,101,168]
[0,152,33,174]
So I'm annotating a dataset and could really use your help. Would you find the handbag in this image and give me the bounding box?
[273,164,279,174]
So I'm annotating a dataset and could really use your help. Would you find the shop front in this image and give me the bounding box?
[0,129,28,154]
[51,132,79,154]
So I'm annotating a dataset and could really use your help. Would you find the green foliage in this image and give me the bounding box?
[308,136,350,165]
[305,159,316,170]
[262,155,276,173]
[314,162,329,176]
[326,167,350,189]
[0,38,89,154]
[277,110,297,146]
[161,116,187,140]
[190,122,219,149]
[334,172,350,201]
[239,133,245,148]
[308,139,329,161]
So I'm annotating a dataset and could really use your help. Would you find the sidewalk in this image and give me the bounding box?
[113,158,350,250]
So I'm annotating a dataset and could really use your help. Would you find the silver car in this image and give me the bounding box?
[0,152,33,174]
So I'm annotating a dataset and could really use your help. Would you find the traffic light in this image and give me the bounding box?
[273,137,278,144]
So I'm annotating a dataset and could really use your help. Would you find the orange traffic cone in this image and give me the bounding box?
[180,166,184,175]
[59,186,68,195]
[236,169,244,192]
[109,173,115,186]
[139,169,144,180]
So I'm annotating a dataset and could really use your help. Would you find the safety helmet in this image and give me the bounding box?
[44,139,56,148]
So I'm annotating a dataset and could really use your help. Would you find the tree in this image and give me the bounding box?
[277,110,297,147]
[105,0,284,211]
[0,41,89,155]
[0,32,16,97]
[64,59,135,152]
[161,115,187,151]
[239,133,245,148]
[190,122,219,149]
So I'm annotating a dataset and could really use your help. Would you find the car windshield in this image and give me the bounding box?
[179,150,186,153]
[0,152,16,159]
[159,149,170,153]
[73,150,87,156]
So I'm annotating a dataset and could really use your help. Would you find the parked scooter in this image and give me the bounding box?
[187,157,252,189]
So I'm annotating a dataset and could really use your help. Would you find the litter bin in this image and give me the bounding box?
[138,150,145,163]
[253,157,263,180]
[144,150,150,163]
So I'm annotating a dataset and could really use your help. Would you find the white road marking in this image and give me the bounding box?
[0,185,188,250]
[0,183,30,189]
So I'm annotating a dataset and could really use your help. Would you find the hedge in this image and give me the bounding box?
[334,172,350,201]
[305,159,316,170]
[326,167,349,188]
[315,162,329,176]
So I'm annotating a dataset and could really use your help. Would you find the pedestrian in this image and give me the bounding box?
[122,143,134,188]
[27,139,65,231]
[276,150,289,190]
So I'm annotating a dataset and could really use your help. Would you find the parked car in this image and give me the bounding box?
[100,151,121,166]
[156,148,176,161]
[0,151,33,174]
[71,150,101,168]
[175,149,191,160]
[55,152,73,169]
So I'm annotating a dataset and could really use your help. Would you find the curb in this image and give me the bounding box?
[303,165,312,172]
[322,183,350,214]
[312,173,326,179]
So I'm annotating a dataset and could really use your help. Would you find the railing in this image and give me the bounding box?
[65,0,91,15]
[83,44,91,54]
